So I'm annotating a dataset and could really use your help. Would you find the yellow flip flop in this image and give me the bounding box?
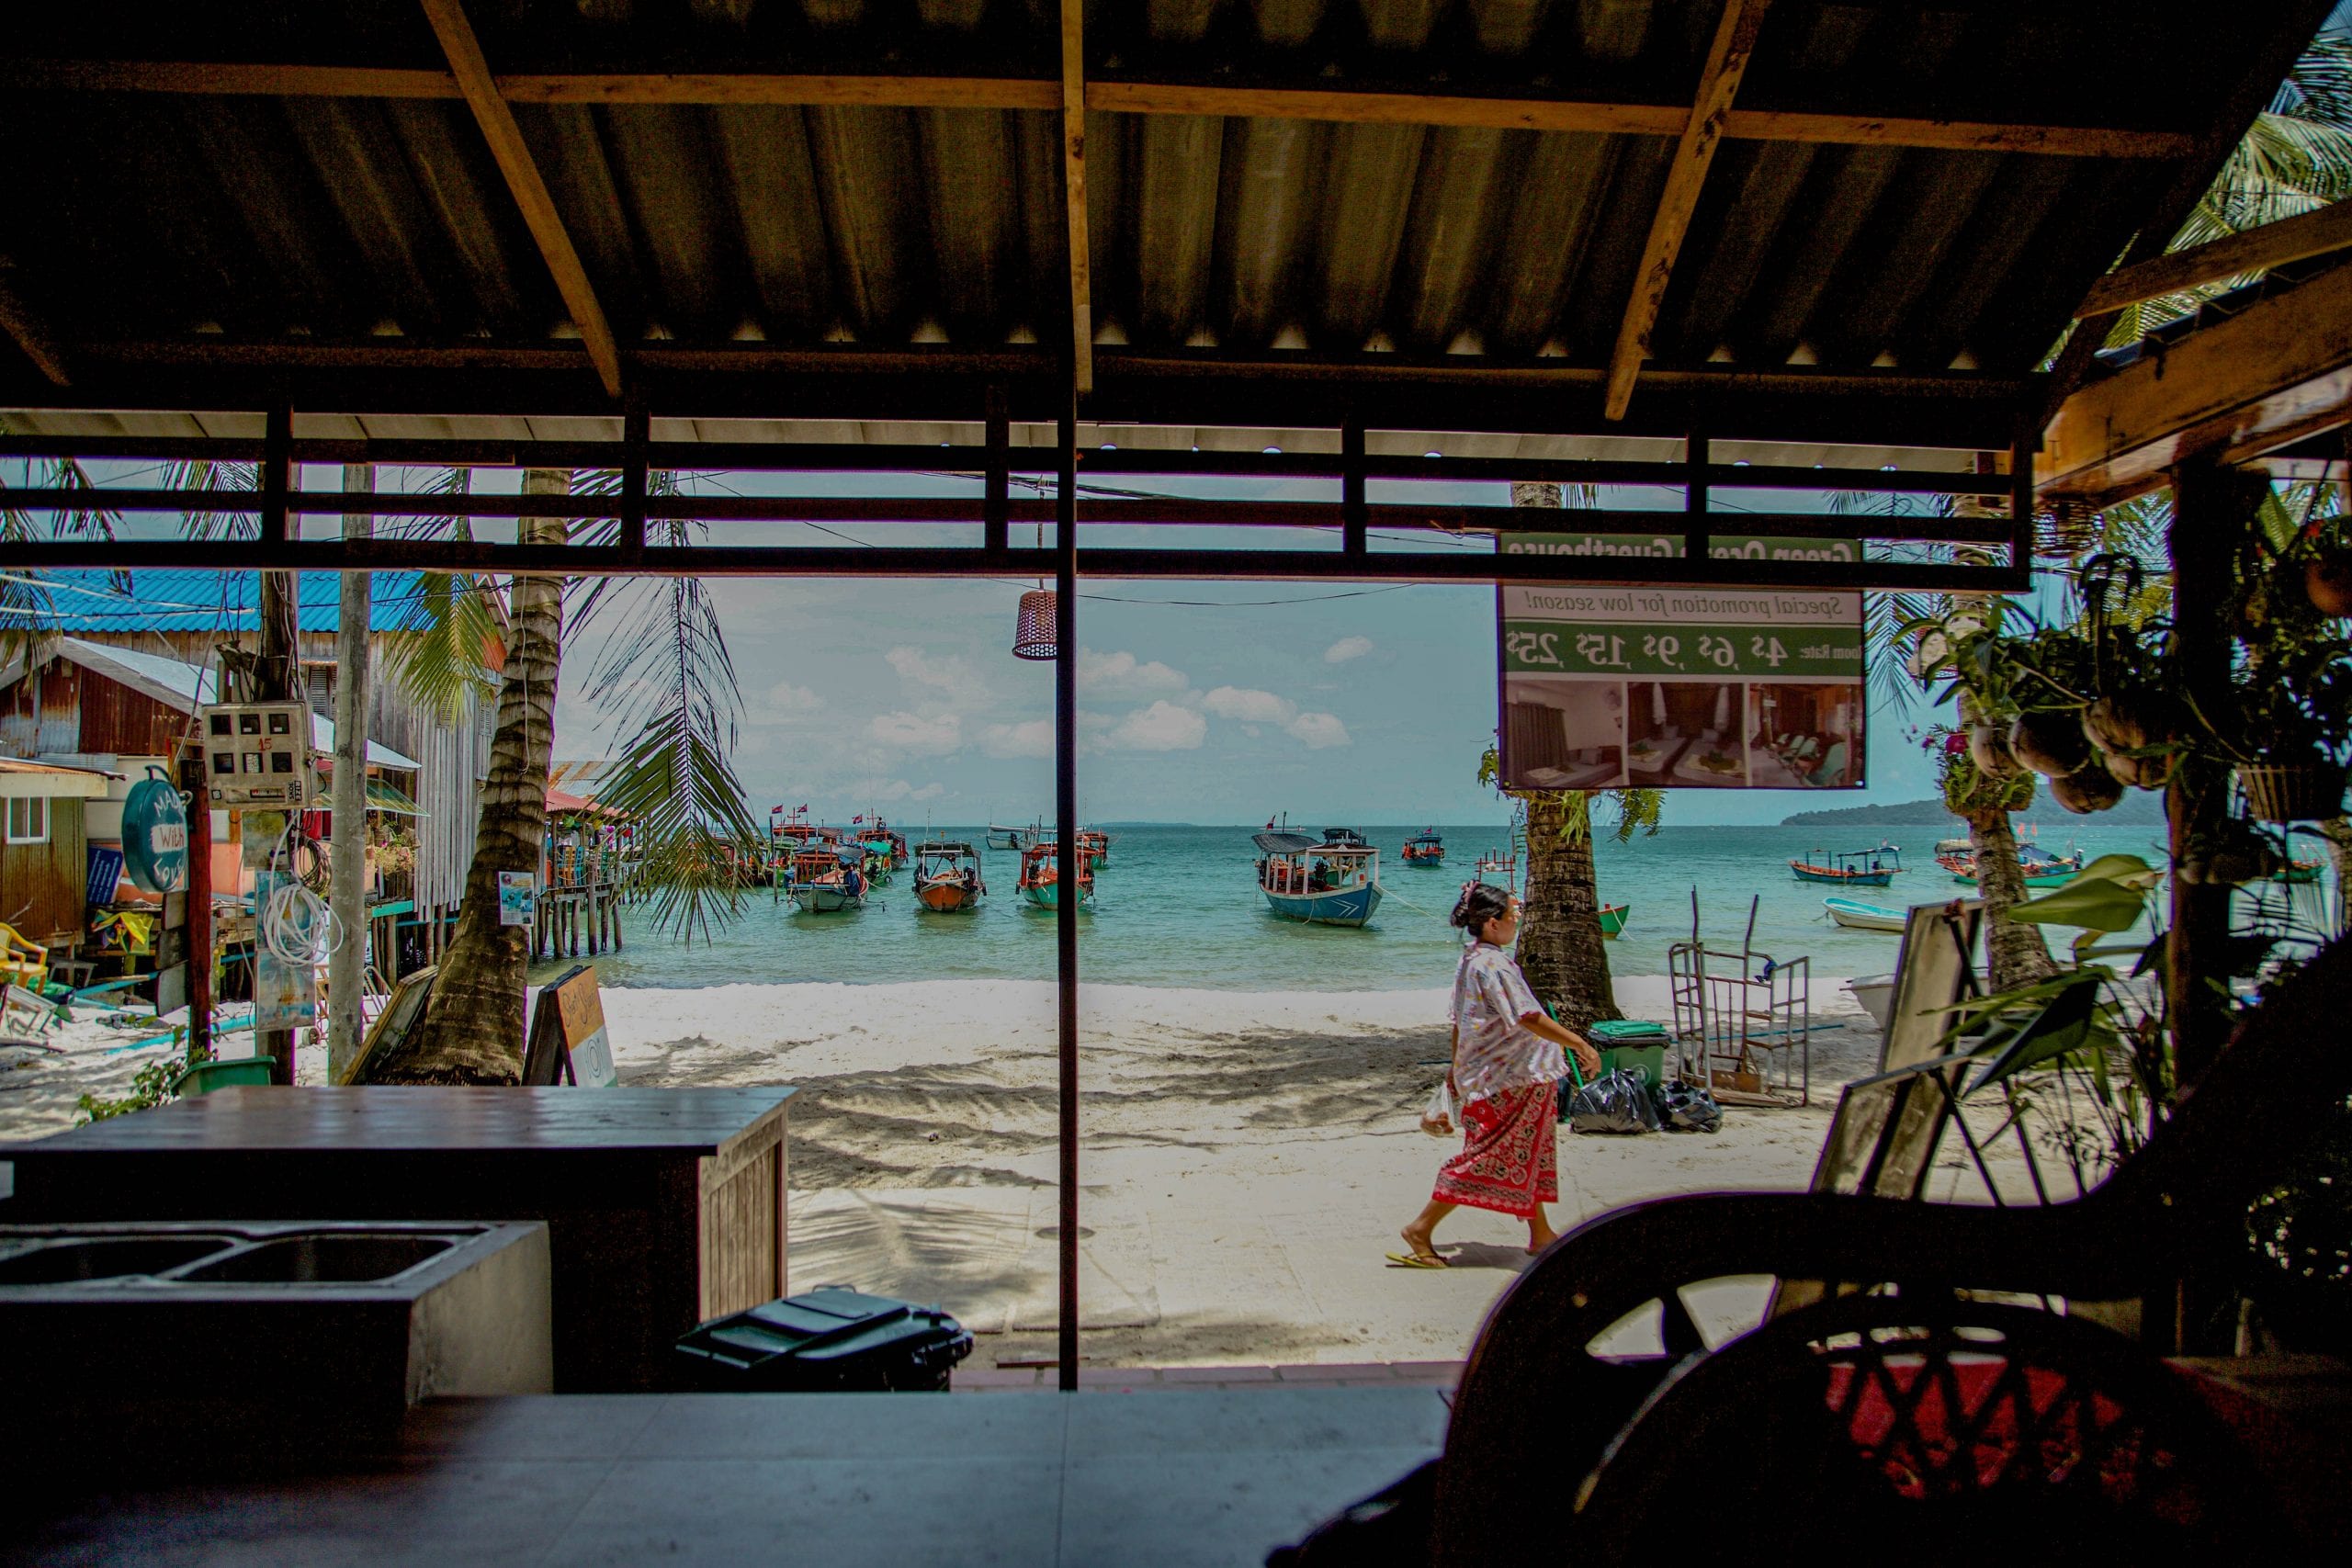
[1385,1251,1449,1269]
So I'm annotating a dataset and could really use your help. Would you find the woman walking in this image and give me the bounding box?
[1391,882,1602,1268]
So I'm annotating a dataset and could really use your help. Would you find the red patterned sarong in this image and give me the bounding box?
[1431,1083,1558,1217]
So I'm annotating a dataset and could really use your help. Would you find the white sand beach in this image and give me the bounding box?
[599,976,1996,1368]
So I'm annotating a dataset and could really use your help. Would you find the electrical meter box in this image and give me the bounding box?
[198,702,317,808]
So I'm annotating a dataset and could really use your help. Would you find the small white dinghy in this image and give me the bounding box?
[1845,973,1895,1032]
[1824,896,1907,933]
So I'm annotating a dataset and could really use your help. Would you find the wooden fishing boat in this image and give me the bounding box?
[1939,843,2084,888]
[1401,828,1445,864]
[1017,841,1094,910]
[2276,857,2325,885]
[1599,903,1629,939]
[785,847,866,913]
[1824,896,1907,932]
[1254,829,1383,926]
[912,841,985,912]
[1789,846,1901,886]
[1076,829,1112,868]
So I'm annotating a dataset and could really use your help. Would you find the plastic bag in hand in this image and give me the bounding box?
[1419,1080,1456,1137]
[1564,1068,1662,1134]
[1651,1080,1724,1134]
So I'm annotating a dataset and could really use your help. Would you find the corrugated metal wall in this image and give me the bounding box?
[0,798,87,946]
[367,677,490,917]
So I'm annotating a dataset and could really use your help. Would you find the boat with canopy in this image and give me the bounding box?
[912,841,985,912]
[1789,845,1903,886]
[1254,829,1383,927]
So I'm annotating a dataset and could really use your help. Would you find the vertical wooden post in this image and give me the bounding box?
[1341,422,1367,556]
[1055,397,1080,1392]
[256,400,299,1087]
[328,463,373,1083]
[1683,427,1711,562]
[984,383,1011,559]
[2167,457,2264,1091]
[620,391,649,556]
[179,755,212,1062]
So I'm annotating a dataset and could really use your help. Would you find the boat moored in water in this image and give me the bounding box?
[1401,828,1445,865]
[786,847,867,913]
[1789,845,1903,886]
[1254,829,1383,926]
[911,841,986,912]
[1076,829,1112,868]
[1824,896,1908,932]
[1017,842,1094,909]
[1599,903,1628,939]
[1938,840,2084,888]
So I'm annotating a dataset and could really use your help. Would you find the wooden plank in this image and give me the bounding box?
[497,72,1057,110]
[415,0,624,400]
[2039,255,2352,508]
[6,59,2187,158]
[1604,0,1773,421]
[1060,2,1092,396]
[2077,198,2352,318]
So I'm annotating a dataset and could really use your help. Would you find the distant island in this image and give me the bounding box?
[1781,793,2167,828]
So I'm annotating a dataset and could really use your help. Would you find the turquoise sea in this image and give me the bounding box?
[543,819,2245,992]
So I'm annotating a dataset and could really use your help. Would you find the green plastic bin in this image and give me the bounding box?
[1598,1043,1666,1089]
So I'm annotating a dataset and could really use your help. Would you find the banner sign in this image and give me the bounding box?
[1497,530,1867,791]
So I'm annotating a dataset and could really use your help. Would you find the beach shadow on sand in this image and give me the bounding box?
[1429,1241,1535,1272]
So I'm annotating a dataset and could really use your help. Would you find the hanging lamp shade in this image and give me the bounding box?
[1012,589,1058,660]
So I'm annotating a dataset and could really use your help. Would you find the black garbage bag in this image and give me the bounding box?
[1652,1080,1724,1134]
[1564,1068,1662,1134]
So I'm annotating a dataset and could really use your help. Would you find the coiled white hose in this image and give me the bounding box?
[259,874,344,965]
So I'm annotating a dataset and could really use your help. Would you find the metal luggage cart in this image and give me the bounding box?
[1667,891,1811,1107]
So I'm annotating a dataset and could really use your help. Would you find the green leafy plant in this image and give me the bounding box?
[74,1028,198,1123]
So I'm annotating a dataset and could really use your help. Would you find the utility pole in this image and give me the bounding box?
[327,463,373,1081]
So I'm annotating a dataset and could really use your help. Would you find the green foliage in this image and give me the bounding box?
[1476,742,1663,844]
[74,1029,196,1123]
[383,468,501,723]
[569,470,759,942]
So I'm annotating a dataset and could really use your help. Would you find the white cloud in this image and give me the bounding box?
[751,679,825,719]
[850,777,946,803]
[867,710,963,756]
[1079,647,1190,696]
[980,718,1055,759]
[1284,711,1351,750]
[1201,685,1296,725]
[1106,700,1207,751]
[884,646,989,707]
[1324,636,1374,664]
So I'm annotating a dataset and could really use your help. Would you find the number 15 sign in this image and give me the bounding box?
[1495,531,1868,792]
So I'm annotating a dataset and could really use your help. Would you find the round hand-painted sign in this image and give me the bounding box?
[121,765,189,895]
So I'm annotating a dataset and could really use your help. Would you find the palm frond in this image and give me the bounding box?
[160,458,259,541]
[380,468,501,721]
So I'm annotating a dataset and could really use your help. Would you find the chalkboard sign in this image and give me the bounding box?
[521,965,616,1088]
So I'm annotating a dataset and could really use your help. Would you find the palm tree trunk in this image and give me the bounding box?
[1516,791,1624,1031]
[1967,805,2058,991]
[1505,477,1622,1030]
[375,468,569,1083]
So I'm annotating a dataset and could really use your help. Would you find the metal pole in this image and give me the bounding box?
[179,753,212,1062]
[1056,400,1080,1392]
[255,400,299,1087]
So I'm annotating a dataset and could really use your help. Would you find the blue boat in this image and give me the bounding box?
[1254,829,1383,927]
[1401,827,1445,865]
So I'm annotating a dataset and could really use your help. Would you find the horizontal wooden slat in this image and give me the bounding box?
[2077,198,2352,317]
[3,59,2189,158]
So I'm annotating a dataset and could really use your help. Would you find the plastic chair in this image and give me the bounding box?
[0,923,47,989]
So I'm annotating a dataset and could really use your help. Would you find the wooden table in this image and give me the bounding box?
[0,1086,794,1393]
[9,1387,1451,1565]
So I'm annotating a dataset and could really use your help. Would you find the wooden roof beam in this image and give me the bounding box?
[415,0,623,400]
[1060,2,1092,397]
[1604,0,1772,422]
[2,60,2191,159]
[2077,197,2352,318]
[2041,255,2352,509]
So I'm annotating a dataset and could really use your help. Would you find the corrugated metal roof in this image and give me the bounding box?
[40,637,421,767]
[0,1,2324,437]
[10,570,432,633]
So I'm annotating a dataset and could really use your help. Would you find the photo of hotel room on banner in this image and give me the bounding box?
[1496,537,1867,792]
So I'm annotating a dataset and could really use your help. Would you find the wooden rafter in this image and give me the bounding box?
[2077,198,2352,318]
[414,0,623,400]
[1060,2,1092,397]
[2,58,2191,160]
[1604,0,1772,422]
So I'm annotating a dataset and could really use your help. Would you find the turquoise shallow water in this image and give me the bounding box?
[543,818,2235,992]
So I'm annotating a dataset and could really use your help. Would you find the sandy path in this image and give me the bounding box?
[601,976,2022,1367]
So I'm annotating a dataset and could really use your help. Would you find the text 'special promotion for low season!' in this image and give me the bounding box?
[1496,529,1867,792]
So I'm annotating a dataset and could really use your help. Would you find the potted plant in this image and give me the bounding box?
[2203,537,2352,821]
